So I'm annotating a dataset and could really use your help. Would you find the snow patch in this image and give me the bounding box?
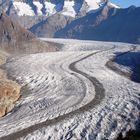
[45,2,56,16]
[13,2,35,16]
[62,1,76,17]
[109,2,121,9]
[85,0,102,13]
[33,2,43,16]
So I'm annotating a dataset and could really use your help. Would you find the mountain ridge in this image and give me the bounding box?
[54,4,140,44]
[1,0,115,17]
[1,0,140,44]
[0,0,119,28]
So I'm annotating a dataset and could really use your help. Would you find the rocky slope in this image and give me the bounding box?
[0,12,35,53]
[0,11,60,117]
[0,49,21,117]
[55,5,140,44]
[0,12,58,54]
[0,78,21,117]
[0,12,30,117]
[1,0,140,44]
[0,0,120,38]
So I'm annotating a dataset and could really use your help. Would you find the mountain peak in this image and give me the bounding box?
[0,0,119,17]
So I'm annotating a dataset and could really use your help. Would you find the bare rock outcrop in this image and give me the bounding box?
[0,80,21,117]
[0,12,35,53]
[0,51,21,117]
[0,12,58,54]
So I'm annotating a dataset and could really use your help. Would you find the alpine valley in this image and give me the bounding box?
[0,1,140,140]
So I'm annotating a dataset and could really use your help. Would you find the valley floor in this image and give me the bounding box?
[0,39,140,140]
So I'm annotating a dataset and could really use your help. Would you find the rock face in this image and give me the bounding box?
[0,12,35,42]
[0,12,58,54]
[0,80,21,117]
[30,14,74,38]
[0,12,35,53]
[0,49,21,118]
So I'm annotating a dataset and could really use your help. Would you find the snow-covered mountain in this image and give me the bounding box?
[0,0,120,28]
[54,5,140,44]
[0,0,119,17]
[1,0,140,44]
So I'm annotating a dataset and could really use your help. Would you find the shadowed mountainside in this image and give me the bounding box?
[114,51,140,83]
[54,5,140,44]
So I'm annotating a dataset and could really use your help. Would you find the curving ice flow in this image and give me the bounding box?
[0,39,140,140]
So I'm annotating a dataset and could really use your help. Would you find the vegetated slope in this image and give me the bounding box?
[0,12,58,54]
[55,5,140,44]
